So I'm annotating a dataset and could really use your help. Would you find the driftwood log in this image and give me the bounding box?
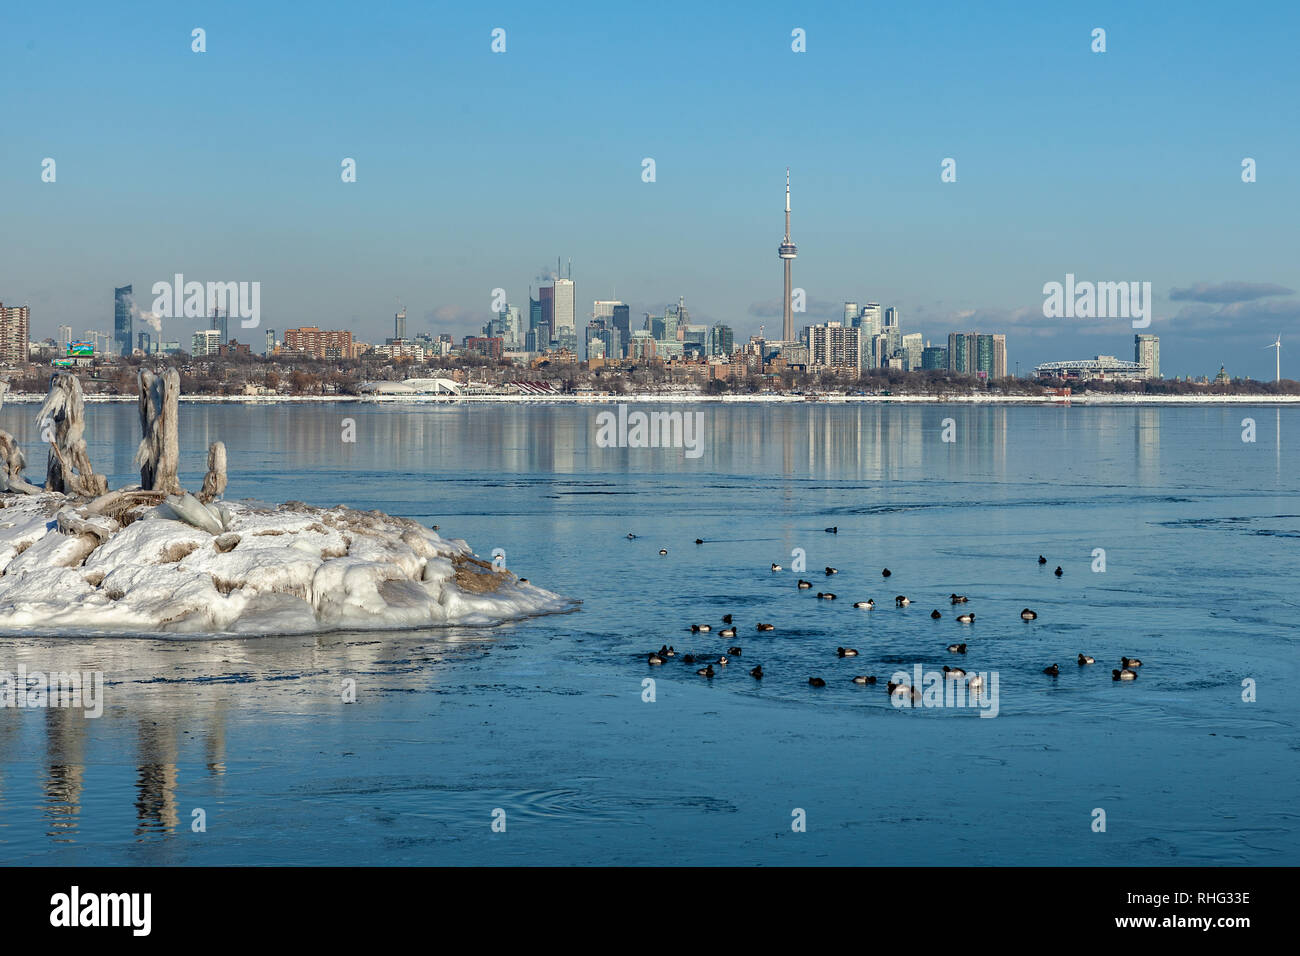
[199,441,227,502]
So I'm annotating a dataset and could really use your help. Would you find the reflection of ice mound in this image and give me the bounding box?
[0,494,571,635]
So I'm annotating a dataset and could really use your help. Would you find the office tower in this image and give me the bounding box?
[901,333,924,371]
[530,293,543,334]
[843,303,858,326]
[992,334,1007,378]
[611,304,631,356]
[539,285,554,332]
[504,305,523,348]
[137,331,152,353]
[395,305,407,341]
[858,303,882,339]
[114,284,133,357]
[209,308,229,347]
[592,300,620,320]
[884,306,899,328]
[1135,334,1160,378]
[552,277,575,335]
[807,321,861,371]
[709,323,734,357]
[57,325,73,348]
[191,329,222,356]
[921,346,948,370]
[265,329,276,355]
[976,334,994,376]
[777,168,797,342]
[0,303,31,362]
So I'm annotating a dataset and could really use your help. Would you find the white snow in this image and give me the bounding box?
[0,493,571,635]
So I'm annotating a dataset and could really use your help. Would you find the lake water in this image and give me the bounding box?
[1,402,1296,864]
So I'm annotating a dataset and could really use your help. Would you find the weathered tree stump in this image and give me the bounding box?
[39,372,108,497]
[199,441,227,502]
[136,368,182,495]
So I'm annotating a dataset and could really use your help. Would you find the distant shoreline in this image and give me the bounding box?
[5,392,1299,406]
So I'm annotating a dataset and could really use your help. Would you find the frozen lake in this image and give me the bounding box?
[1,402,1297,864]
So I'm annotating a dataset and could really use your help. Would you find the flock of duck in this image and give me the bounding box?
[642,543,1147,696]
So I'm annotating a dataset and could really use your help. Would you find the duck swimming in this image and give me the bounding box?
[750,665,763,679]
[697,665,715,678]
[851,675,877,685]
[1113,668,1137,681]
[895,595,911,607]
[882,568,892,577]
[825,526,838,534]
[727,646,742,656]
[825,567,837,575]
[695,538,704,544]
[771,563,782,571]
[931,609,942,619]
[648,653,665,665]
[627,533,637,539]
[808,677,826,687]
[721,614,733,624]
[1121,657,1143,668]
[715,656,729,667]
[659,549,668,555]
[1043,663,1060,676]
[1020,609,1037,621]
[968,674,985,691]
[797,580,812,589]
[947,643,967,653]
[1038,555,1047,564]
[956,612,975,624]
[942,665,966,678]
[690,624,711,632]
[1078,654,1094,665]
[682,654,696,664]
[950,594,969,604]
[817,592,836,600]
[1054,566,1063,576]
[719,627,736,638]
[854,599,875,609]
[757,623,775,631]
[837,647,858,657]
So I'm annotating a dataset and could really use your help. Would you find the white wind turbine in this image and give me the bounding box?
[1265,334,1281,382]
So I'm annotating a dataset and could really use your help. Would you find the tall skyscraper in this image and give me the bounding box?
[0,303,30,362]
[901,333,924,371]
[265,329,276,356]
[114,284,133,357]
[209,307,228,347]
[709,323,734,357]
[992,334,1007,378]
[539,285,554,333]
[884,306,899,328]
[395,305,407,341]
[948,332,972,374]
[858,303,882,339]
[843,303,858,326]
[552,277,575,336]
[1135,334,1160,378]
[611,304,631,356]
[57,325,73,348]
[778,168,797,342]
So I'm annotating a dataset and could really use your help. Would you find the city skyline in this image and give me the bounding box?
[4,0,1297,378]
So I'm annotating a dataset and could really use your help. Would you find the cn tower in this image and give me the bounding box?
[778,167,797,343]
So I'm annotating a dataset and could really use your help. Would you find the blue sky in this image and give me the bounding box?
[3,0,1297,377]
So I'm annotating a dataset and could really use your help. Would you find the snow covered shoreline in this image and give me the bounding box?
[4,392,1297,406]
[0,492,573,637]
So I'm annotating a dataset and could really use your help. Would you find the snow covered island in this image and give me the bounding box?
[0,371,571,635]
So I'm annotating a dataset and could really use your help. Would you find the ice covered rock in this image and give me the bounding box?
[0,492,572,635]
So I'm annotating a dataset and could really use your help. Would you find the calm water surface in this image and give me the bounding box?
[0,402,1296,864]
